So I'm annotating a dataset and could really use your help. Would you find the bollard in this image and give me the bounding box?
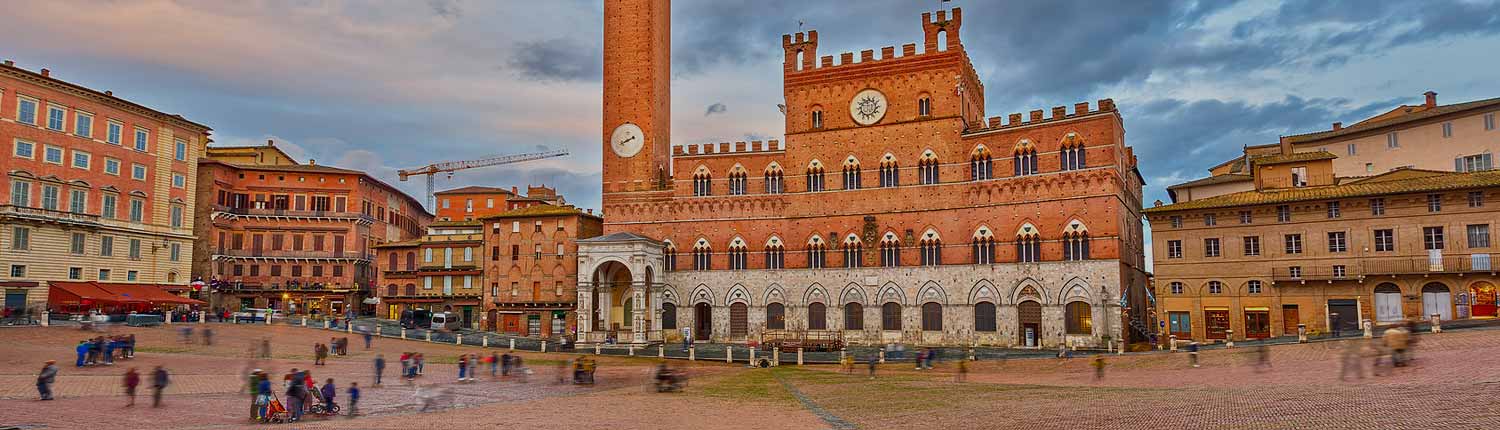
[797,347,804,366]
[40,311,49,327]
[347,323,353,333]
[1297,324,1307,343]
[301,317,307,327]
[658,345,665,358]
[726,346,733,363]
[456,334,462,345]
[199,311,206,324]
[483,337,489,348]
[969,347,977,361]
[541,340,547,353]
[594,343,601,355]
[689,346,696,361]
[401,328,407,339]
[1362,319,1373,338]
[839,348,846,362]
[1169,335,1178,352]
[1225,329,1234,348]
[1431,314,1441,333]
[1108,340,1114,353]
[424,331,431,342]
[266,313,272,325]
[772,348,779,367]
[879,348,886,363]
[629,344,635,356]
[166,311,173,324]
[750,347,757,364]
[510,338,517,351]
[1118,339,1125,355]
[323,320,330,329]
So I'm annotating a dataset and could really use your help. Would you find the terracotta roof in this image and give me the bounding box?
[480,204,598,220]
[1283,97,1500,144]
[1251,151,1337,166]
[434,186,514,195]
[1167,173,1251,190]
[372,239,424,249]
[0,64,211,132]
[429,219,483,227]
[199,159,432,218]
[1145,168,1500,213]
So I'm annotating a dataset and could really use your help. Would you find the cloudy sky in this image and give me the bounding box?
[4,1,1498,220]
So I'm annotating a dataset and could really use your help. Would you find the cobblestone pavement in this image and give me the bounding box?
[2,323,1498,429]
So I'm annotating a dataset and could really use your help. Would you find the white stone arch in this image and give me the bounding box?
[1059,131,1084,147]
[693,238,711,250]
[726,284,753,306]
[970,143,991,159]
[662,239,677,252]
[765,235,784,249]
[763,284,787,306]
[843,233,863,246]
[973,225,995,240]
[917,281,949,305]
[969,280,1000,305]
[1013,138,1035,152]
[919,228,941,243]
[728,236,748,250]
[1063,219,1090,234]
[765,161,784,174]
[1016,222,1040,238]
[728,163,748,175]
[690,284,716,306]
[658,284,682,305]
[692,165,712,177]
[877,282,908,306]
[842,154,861,169]
[1011,278,1048,305]
[919,149,939,162]
[880,231,901,245]
[839,283,867,306]
[879,152,898,167]
[803,283,829,306]
[1058,277,1094,304]
[807,159,825,172]
[806,234,826,247]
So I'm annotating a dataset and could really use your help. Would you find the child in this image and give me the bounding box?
[347,382,360,417]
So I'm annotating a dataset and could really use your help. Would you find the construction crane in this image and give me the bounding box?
[398,149,569,210]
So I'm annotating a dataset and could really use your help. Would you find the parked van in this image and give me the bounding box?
[399,309,432,329]
[430,312,462,331]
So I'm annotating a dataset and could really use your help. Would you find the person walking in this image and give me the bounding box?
[1091,355,1107,381]
[501,352,513,377]
[1254,345,1272,373]
[203,327,214,346]
[75,340,89,367]
[37,360,58,400]
[285,372,306,422]
[1187,341,1201,368]
[867,356,878,380]
[123,367,140,407]
[314,343,328,366]
[151,365,169,407]
[1339,339,1365,381]
[458,354,469,382]
[260,338,271,359]
[415,353,425,375]
[363,331,373,350]
[373,354,386,386]
[346,382,360,417]
[955,357,969,382]
[489,351,500,378]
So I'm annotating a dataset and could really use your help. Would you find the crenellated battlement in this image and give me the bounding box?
[967,99,1118,134]
[782,8,964,76]
[673,139,785,157]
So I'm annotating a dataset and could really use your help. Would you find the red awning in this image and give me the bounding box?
[95,283,205,305]
[48,281,144,306]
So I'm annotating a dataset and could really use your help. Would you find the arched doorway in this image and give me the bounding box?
[661,302,677,329]
[1472,282,1498,318]
[694,303,712,340]
[486,309,498,331]
[1422,283,1452,320]
[1374,283,1403,323]
[730,302,749,338]
[766,303,785,330]
[589,260,635,334]
[1018,300,1042,347]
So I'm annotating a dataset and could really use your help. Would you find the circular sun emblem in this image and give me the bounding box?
[849,89,887,126]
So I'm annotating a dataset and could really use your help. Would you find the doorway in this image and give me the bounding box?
[729,302,748,338]
[694,303,712,341]
[1281,305,1299,336]
[1244,309,1270,339]
[1205,309,1230,340]
[1327,299,1359,334]
[1374,283,1403,323]
[1422,283,1452,320]
[1472,282,1497,318]
[1017,300,1041,347]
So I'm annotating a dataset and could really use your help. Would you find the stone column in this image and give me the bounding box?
[598,286,612,335]
[576,285,593,337]
[631,285,647,344]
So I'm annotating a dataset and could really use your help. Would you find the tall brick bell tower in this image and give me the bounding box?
[601,0,671,202]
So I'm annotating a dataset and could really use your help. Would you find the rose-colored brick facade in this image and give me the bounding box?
[581,2,1149,347]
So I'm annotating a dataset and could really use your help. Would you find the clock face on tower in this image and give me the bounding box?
[610,123,645,157]
[849,88,888,126]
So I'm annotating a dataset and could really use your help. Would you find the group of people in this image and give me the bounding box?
[75,335,136,367]
[1340,322,1419,380]
[249,367,355,422]
[398,352,426,381]
[312,338,350,365]
[121,366,170,407]
[179,326,213,345]
[456,351,527,382]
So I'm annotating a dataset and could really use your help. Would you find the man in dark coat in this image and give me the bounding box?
[151,366,169,407]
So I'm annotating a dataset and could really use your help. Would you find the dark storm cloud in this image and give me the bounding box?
[1128,95,1405,203]
[704,102,727,116]
[509,38,601,82]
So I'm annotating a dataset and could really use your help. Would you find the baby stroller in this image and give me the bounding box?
[308,383,341,415]
[260,392,289,423]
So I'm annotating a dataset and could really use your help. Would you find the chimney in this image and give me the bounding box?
[2,60,12,67]
[1332,122,1342,131]
[40,68,50,77]
[511,186,518,195]
[1424,91,1437,108]
[105,90,113,96]
[266,139,275,146]
[308,159,316,166]
[587,209,593,215]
